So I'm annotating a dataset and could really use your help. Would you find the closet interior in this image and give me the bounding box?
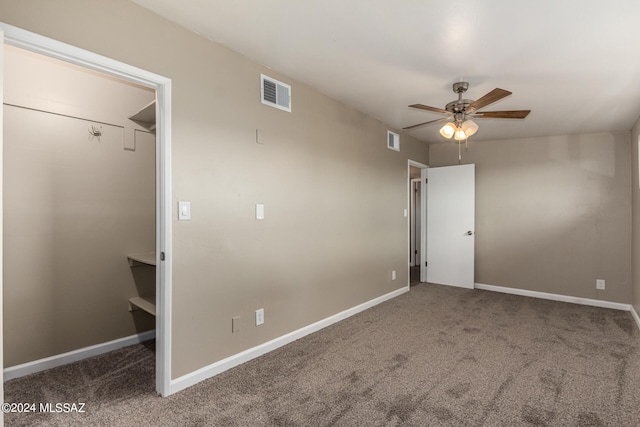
[3,45,157,374]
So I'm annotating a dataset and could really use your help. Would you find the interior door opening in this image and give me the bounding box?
[408,160,428,286]
[410,178,421,267]
[1,23,172,397]
[410,178,421,284]
[3,44,157,382]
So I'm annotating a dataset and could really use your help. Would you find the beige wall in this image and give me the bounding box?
[3,46,156,366]
[0,1,428,379]
[430,132,632,303]
[631,117,640,313]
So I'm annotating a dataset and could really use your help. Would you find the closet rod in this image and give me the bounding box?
[3,102,124,130]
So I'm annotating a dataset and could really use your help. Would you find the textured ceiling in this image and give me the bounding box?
[131,0,640,143]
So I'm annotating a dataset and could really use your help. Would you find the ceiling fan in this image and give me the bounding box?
[403,81,531,141]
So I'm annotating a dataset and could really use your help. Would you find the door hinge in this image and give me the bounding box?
[425,261,428,267]
[425,178,428,184]
[415,250,418,254]
[160,252,165,261]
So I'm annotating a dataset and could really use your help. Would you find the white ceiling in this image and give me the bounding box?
[131,0,640,143]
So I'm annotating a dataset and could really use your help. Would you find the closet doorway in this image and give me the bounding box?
[1,24,172,397]
[408,160,427,286]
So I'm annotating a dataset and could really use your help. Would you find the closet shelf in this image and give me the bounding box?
[128,296,156,316]
[127,252,156,267]
[127,253,156,316]
[128,100,156,131]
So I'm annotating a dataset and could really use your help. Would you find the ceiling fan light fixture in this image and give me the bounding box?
[439,122,456,139]
[461,119,478,137]
[454,127,467,141]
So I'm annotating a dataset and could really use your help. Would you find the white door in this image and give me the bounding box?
[426,164,475,289]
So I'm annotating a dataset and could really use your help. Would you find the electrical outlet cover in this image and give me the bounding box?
[256,308,264,326]
[232,316,241,333]
[256,204,265,220]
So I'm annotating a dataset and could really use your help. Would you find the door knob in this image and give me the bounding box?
[466,230,473,236]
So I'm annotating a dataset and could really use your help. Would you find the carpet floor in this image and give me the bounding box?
[5,283,640,426]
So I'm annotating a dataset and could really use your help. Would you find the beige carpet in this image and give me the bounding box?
[5,283,640,426]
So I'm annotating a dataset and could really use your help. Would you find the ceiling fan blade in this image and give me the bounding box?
[474,110,531,119]
[468,88,512,111]
[403,117,448,130]
[409,104,450,115]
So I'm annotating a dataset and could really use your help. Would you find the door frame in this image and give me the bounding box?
[407,160,428,285]
[0,23,173,397]
[409,178,420,267]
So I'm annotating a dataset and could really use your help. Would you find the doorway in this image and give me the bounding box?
[410,178,421,267]
[1,23,172,396]
[408,160,427,286]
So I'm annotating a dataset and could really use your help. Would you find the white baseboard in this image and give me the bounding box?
[474,283,631,311]
[169,286,410,395]
[631,306,640,332]
[3,329,156,382]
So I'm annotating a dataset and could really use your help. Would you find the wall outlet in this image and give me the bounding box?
[232,316,241,333]
[391,270,397,281]
[255,308,264,326]
[256,204,265,220]
[596,279,605,290]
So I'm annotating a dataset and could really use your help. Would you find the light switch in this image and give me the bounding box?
[256,203,265,220]
[178,201,191,220]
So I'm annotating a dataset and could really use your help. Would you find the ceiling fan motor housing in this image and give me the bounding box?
[446,99,474,114]
[452,81,469,93]
[447,82,474,115]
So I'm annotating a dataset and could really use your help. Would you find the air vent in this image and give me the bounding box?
[387,131,400,151]
[261,74,291,112]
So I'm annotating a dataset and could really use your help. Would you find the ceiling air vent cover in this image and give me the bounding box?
[261,74,291,112]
